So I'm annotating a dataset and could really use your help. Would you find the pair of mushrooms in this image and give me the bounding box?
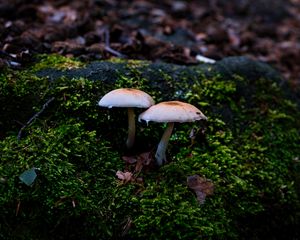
[99,88,207,166]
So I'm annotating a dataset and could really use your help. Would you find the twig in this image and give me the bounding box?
[16,200,21,216]
[104,46,126,58]
[17,97,55,140]
[104,28,126,58]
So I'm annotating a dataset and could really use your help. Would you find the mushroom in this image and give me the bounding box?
[99,88,155,148]
[138,101,207,166]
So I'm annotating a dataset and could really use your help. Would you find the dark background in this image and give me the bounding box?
[0,0,299,88]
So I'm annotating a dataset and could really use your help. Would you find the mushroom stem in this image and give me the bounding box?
[155,122,175,166]
[126,107,135,148]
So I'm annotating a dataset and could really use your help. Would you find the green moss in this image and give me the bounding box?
[32,54,84,72]
[0,122,127,239]
[108,57,150,67]
[0,54,300,239]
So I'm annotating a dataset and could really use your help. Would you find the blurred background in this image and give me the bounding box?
[0,0,299,88]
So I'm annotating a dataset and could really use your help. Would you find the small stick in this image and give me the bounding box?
[104,29,126,58]
[104,46,126,58]
[16,200,21,216]
[17,97,55,140]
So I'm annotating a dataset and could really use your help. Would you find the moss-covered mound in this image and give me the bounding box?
[1,55,300,239]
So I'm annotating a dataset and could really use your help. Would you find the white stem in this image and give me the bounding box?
[126,108,135,148]
[155,122,174,166]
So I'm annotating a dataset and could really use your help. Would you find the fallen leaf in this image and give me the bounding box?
[116,170,133,184]
[135,151,153,174]
[138,151,152,165]
[187,175,214,204]
[19,167,38,186]
[122,156,137,164]
[122,152,153,174]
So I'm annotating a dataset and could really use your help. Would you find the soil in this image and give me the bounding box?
[0,0,300,88]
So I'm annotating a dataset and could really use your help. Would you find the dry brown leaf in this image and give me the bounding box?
[122,156,137,164]
[187,175,214,204]
[134,151,153,174]
[116,170,133,184]
[122,152,153,174]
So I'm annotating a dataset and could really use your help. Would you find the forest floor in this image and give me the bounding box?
[0,0,300,88]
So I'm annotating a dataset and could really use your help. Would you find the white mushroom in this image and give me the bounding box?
[99,88,155,148]
[139,101,207,166]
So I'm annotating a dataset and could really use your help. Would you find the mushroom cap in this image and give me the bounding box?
[99,88,155,108]
[139,101,207,123]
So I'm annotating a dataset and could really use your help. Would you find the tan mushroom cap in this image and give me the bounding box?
[139,101,207,123]
[98,88,155,108]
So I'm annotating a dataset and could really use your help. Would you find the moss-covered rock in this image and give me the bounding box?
[0,54,299,239]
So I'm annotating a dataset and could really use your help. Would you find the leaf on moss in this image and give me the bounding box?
[122,151,153,174]
[187,175,214,204]
[116,170,133,184]
[134,151,152,174]
[122,156,137,164]
[19,167,38,186]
